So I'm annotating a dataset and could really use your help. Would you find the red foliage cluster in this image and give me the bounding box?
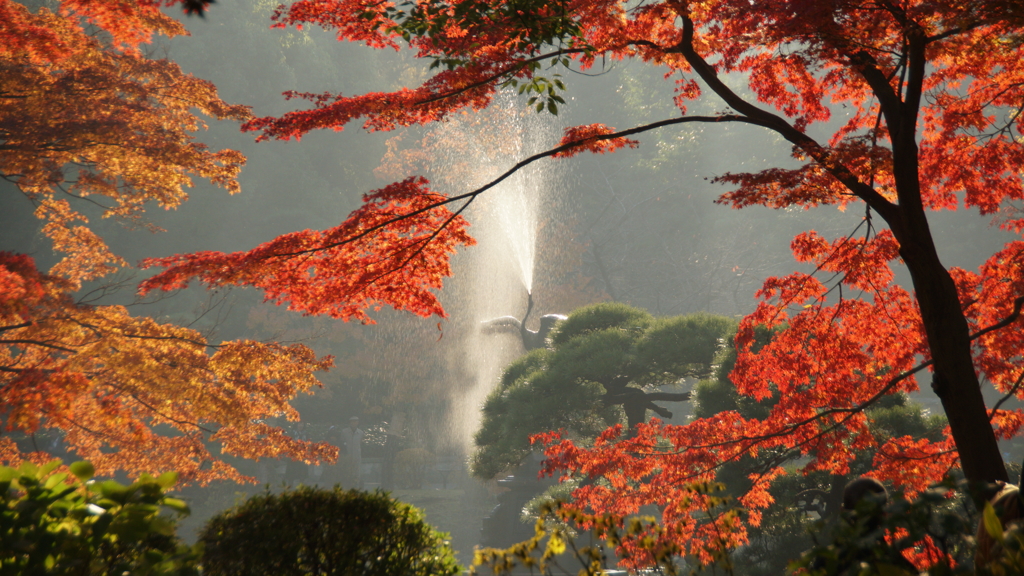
[553,124,640,158]
[1,253,338,484]
[139,0,1024,562]
[140,177,475,322]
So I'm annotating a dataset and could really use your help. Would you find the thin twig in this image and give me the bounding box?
[990,370,1024,419]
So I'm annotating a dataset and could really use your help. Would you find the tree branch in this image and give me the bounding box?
[647,403,672,419]
[970,296,1024,340]
[0,339,77,353]
[68,317,222,349]
[269,114,768,259]
[675,14,898,221]
[628,295,1024,461]
[990,370,1024,419]
[848,49,904,136]
[0,322,32,334]
[642,391,693,402]
[414,48,587,107]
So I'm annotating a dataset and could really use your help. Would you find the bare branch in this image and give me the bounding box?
[269,114,767,259]
[0,339,77,353]
[0,322,32,334]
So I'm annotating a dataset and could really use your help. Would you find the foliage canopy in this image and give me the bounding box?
[134,0,1024,567]
[6,0,1024,569]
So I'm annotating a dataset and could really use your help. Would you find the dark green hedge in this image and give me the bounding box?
[199,485,462,576]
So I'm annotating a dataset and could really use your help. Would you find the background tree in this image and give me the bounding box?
[199,485,462,576]
[473,303,733,479]
[0,0,336,483]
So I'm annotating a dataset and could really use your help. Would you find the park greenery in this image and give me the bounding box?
[0,460,198,575]
[2,459,462,576]
[479,305,953,575]
[8,458,1024,575]
[478,477,1024,576]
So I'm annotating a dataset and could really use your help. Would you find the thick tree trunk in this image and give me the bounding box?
[880,30,1006,484]
[623,400,647,430]
[890,210,1008,484]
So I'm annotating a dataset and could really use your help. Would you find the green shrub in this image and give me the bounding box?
[199,485,462,576]
[0,460,197,576]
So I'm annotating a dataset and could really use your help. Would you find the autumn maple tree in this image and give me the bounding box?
[134,0,1024,566]
[1,0,337,484]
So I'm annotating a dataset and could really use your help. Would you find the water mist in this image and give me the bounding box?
[434,97,559,455]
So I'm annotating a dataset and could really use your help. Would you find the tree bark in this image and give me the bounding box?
[890,213,1008,483]
[604,388,692,429]
[881,29,1007,483]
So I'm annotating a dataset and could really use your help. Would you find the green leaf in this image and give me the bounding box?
[163,497,190,515]
[155,471,179,489]
[18,461,39,477]
[69,461,95,482]
[43,472,69,490]
[96,479,132,503]
[0,466,17,483]
[38,460,61,477]
[983,501,1004,538]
